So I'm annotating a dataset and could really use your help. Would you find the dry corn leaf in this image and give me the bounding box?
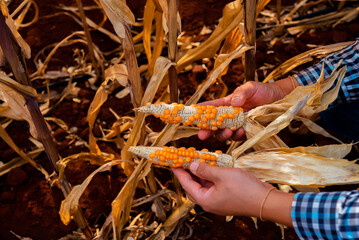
[187,44,252,105]
[0,2,31,63]
[57,152,115,182]
[235,146,359,187]
[0,76,38,138]
[104,64,128,86]
[177,0,270,72]
[263,41,353,83]
[148,126,199,143]
[149,199,195,240]
[112,159,152,240]
[0,147,43,177]
[87,79,110,155]
[121,57,175,172]
[153,0,181,35]
[98,0,135,39]
[59,160,121,225]
[0,125,49,178]
[333,6,359,27]
[143,0,156,64]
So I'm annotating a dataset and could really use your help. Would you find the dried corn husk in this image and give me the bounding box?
[129,144,359,187]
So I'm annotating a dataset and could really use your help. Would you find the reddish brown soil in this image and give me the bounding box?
[1,0,359,240]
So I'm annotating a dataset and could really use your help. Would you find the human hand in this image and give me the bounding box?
[172,162,294,226]
[171,162,272,217]
[198,78,298,141]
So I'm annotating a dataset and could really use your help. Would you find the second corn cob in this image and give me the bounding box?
[129,146,234,168]
[137,103,245,131]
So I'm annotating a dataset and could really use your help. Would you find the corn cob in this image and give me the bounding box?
[129,146,234,168]
[138,103,245,131]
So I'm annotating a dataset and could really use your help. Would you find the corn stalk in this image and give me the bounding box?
[0,8,92,239]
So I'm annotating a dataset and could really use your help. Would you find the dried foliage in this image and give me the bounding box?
[0,0,358,239]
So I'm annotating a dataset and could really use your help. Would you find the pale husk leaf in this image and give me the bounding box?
[234,147,359,187]
[59,160,121,225]
[98,0,135,39]
[232,94,310,158]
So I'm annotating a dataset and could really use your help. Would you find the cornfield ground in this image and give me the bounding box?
[1,0,359,239]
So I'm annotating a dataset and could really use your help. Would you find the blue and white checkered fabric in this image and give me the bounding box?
[293,38,359,104]
[292,191,359,239]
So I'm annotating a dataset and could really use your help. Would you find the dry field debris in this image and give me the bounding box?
[0,0,359,239]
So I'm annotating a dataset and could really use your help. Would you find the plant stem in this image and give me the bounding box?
[75,0,100,79]
[168,0,179,102]
[244,0,256,82]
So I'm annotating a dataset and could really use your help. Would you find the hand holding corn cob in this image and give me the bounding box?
[198,78,299,141]
[138,102,246,131]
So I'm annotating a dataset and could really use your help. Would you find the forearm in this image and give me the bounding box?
[261,189,295,227]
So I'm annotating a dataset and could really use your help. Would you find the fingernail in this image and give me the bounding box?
[190,162,199,173]
[231,96,243,106]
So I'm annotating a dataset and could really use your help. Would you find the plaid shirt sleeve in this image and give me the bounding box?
[292,191,359,240]
[293,38,359,104]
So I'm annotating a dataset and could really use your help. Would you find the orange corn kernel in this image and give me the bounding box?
[185,157,191,163]
[228,113,234,119]
[164,109,170,115]
[197,122,203,128]
[175,116,182,122]
[200,159,206,163]
[222,113,228,118]
[215,150,222,155]
[209,162,217,166]
[149,153,155,158]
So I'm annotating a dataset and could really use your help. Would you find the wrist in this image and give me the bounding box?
[269,76,299,101]
[261,189,295,227]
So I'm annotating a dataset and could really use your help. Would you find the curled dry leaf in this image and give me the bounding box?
[98,0,135,39]
[59,160,121,225]
[87,79,110,155]
[0,74,38,138]
[0,1,31,65]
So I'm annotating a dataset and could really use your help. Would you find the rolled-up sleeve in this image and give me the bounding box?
[292,191,359,239]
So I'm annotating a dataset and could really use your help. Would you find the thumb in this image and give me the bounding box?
[190,162,220,183]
